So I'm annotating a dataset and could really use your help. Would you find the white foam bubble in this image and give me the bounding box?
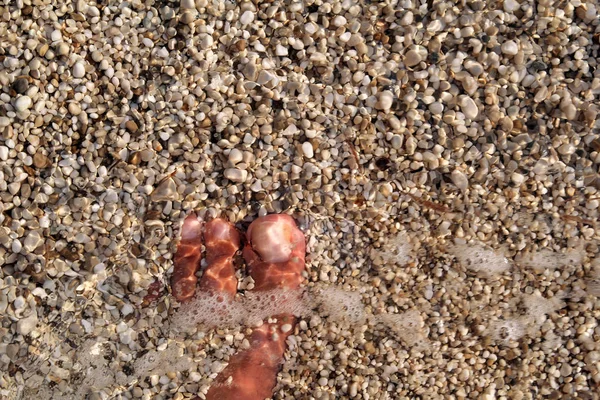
[449,242,511,277]
[134,342,192,378]
[520,248,584,272]
[170,289,312,334]
[377,232,413,266]
[377,310,427,347]
[489,318,525,345]
[311,286,367,325]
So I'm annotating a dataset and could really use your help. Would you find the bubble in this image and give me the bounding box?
[449,242,511,278]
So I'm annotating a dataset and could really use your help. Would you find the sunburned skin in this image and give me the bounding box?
[171,213,306,400]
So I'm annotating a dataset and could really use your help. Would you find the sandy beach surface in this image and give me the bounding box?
[1,0,600,399]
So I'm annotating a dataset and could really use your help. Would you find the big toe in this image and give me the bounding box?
[244,214,306,290]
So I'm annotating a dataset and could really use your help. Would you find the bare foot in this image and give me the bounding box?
[171,213,306,400]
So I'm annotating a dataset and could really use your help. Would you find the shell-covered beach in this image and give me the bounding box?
[1,0,600,399]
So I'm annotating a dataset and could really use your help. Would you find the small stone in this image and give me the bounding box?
[460,96,478,119]
[503,0,520,12]
[199,34,213,49]
[56,42,70,56]
[0,146,8,161]
[17,313,38,336]
[404,49,422,67]
[180,10,196,24]
[275,44,288,56]
[228,149,243,164]
[240,10,254,25]
[180,0,195,9]
[242,63,258,80]
[14,96,32,112]
[464,60,484,76]
[12,78,28,94]
[38,43,49,57]
[68,103,82,116]
[104,189,119,203]
[331,16,347,27]
[257,70,275,85]
[376,91,394,111]
[429,102,444,115]
[121,303,134,316]
[391,135,403,149]
[511,172,525,185]
[125,120,138,133]
[501,40,519,56]
[23,231,43,252]
[91,50,103,62]
[0,117,9,127]
[282,124,298,136]
[302,142,314,158]
[224,168,248,183]
[561,103,577,120]
[73,62,85,78]
[557,143,575,155]
[33,152,49,168]
[151,177,178,201]
[234,39,247,52]
[50,30,62,42]
[12,239,22,253]
[451,169,469,192]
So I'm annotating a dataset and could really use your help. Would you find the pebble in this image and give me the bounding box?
[50,30,62,42]
[257,70,276,85]
[451,169,469,192]
[376,91,394,111]
[429,102,444,115]
[240,10,254,25]
[180,10,196,24]
[511,172,525,185]
[14,96,32,112]
[12,239,22,253]
[275,44,288,57]
[125,120,138,133]
[180,0,195,9]
[224,168,248,183]
[12,78,28,94]
[302,142,314,158]
[91,50,103,62]
[501,40,519,56]
[151,177,178,201]
[228,149,243,164]
[464,60,484,76]
[23,231,43,251]
[33,153,49,168]
[404,49,423,67]
[460,96,478,120]
[558,143,575,155]
[68,103,82,116]
[56,42,70,56]
[332,16,347,27]
[503,0,520,12]
[73,62,85,78]
[17,314,38,336]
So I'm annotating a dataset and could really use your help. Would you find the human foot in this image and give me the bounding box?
[171,213,306,400]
